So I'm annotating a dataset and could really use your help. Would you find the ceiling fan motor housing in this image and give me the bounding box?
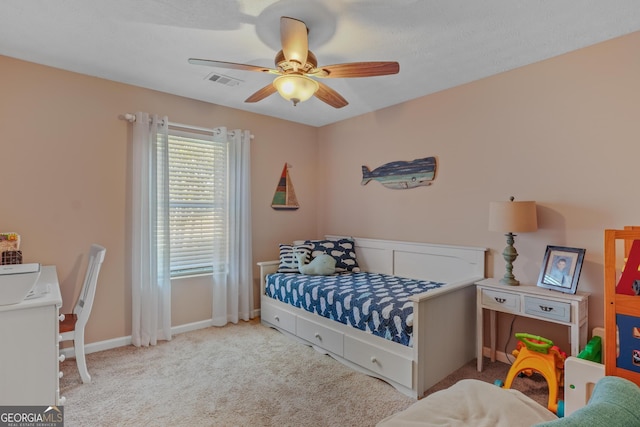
[275,50,317,74]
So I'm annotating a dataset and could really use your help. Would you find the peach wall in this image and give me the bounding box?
[0,55,318,343]
[318,31,640,351]
[2,30,638,353]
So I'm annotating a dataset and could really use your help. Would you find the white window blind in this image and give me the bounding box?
[168,128,228,278]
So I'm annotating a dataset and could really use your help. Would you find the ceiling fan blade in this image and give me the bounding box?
[310,61,400,78]
[245,84,278,103]
[315,82,348,108]
[280,16,308,68]
[188,58,279,74]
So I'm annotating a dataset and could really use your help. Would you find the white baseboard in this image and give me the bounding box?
[61,319,215,359]
[481,347,513,365]
[61,313,262,359]
[171,319,214,335]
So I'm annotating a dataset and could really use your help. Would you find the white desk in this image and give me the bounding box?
[0,266,64,405]
[475,278,589,372]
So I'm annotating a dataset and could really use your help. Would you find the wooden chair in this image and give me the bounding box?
[59,244,106,383]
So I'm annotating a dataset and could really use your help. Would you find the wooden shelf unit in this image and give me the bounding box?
[604,227,640,385]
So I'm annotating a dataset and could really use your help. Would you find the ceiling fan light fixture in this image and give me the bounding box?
[189,17,398,109]
[273,74,319,106]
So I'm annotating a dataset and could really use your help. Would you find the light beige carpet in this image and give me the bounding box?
[60,319,416,426]
[61,319,552,426]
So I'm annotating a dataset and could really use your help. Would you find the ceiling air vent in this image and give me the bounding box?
[205,72,242,87]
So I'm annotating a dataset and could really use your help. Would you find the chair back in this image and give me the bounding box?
[73,244,106,326]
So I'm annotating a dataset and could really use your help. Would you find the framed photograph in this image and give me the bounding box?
[537,245,586,294]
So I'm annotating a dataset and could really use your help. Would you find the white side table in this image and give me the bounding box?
[475,278,589,371]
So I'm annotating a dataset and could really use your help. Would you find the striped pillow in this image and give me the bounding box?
[277,243,313,273]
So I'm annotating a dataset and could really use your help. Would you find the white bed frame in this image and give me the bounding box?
[258,236,487,398]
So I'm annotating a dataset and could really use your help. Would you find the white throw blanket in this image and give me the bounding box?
[376,379,557,427]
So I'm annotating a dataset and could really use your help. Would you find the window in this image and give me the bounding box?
[168,127,228,278]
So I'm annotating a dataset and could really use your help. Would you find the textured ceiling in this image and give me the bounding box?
[1,1,639,127]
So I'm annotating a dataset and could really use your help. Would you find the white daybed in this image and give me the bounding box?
[258,236,487,399]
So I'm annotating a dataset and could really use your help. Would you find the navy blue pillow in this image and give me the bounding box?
[304,238,360,273]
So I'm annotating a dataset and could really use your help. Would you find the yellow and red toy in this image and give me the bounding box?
[498,333,567,414]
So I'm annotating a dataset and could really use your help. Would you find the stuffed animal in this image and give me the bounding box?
[295,252,336,275]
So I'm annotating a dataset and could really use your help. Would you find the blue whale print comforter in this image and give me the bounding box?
[265,272,445,347]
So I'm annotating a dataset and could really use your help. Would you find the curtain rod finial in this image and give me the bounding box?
[121,113,136,122]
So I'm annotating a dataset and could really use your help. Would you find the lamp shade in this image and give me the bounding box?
[273,74,319,105]
[489,200,538,233]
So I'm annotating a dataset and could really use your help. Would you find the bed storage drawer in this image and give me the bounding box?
[481,289,520,312]
[297,316,344,356]
[524,296,570,322]
[261,303,296,334]
[344,336,413,388]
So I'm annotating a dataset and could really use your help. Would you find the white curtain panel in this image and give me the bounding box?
[211,127,254,326]
[131,112,172,346]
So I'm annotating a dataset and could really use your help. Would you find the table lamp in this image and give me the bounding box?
[489,197,538,286]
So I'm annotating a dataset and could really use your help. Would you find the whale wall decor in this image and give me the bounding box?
[361,156,437,189]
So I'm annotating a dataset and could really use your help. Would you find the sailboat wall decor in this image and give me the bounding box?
[271,163,299,210]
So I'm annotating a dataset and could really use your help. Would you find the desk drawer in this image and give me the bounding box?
[524,296,570,322]
[344,336,413,388]
[297,316,344,356]
[261,302,296,334]
[481,288,520,312]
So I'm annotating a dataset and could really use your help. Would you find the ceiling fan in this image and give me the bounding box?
[188,16,400,108]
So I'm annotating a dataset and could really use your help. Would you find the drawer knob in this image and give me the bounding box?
[540,306,554,312]
[59,314,65,322]
[494,297,506,304]
[274,315,280,322]
[59,354,66,362]
[371,356,377,364]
